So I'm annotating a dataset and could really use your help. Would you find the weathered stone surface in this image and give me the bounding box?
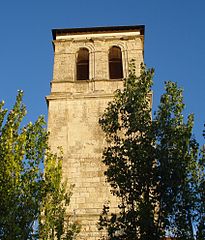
[47,26,144,239]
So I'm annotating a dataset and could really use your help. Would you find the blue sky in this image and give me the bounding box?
[0,0,204,144]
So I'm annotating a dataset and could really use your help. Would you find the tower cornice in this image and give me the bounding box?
[52,25,145,40]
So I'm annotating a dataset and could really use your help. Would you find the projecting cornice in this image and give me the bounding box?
[52,25,145,40]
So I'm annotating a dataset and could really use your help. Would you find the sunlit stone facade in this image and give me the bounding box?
[47,25,144,240]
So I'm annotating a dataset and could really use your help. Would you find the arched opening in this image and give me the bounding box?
[76,48,89,80]
[109,46,123,79]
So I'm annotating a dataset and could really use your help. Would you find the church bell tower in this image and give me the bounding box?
[47,25,145,240]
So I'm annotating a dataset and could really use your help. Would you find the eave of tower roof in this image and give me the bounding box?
[52,25,145,40]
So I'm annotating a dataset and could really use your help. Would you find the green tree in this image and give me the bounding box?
[39,148,80,240]
[98,63,158,239]
[195,128,205,239]
[0,91,79,240]
[98,63,200,239]
[154,81,198,239]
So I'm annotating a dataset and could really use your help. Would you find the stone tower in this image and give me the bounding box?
[47,25,145,239]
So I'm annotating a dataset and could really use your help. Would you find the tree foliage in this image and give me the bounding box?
[98,63,204,239]
[195,128,205,239]
[39,149,80,240]
[0,91,80,240]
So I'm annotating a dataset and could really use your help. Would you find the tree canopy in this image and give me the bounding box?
[0,91,80,240]
[98,63,205,240]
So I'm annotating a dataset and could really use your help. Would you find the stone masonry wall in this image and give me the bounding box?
[47,29,144,240]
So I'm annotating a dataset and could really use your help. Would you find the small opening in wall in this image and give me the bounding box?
[109,46,123,79]
[77,48,89,80]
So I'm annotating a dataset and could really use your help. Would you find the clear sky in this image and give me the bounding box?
[0,0,204,144]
